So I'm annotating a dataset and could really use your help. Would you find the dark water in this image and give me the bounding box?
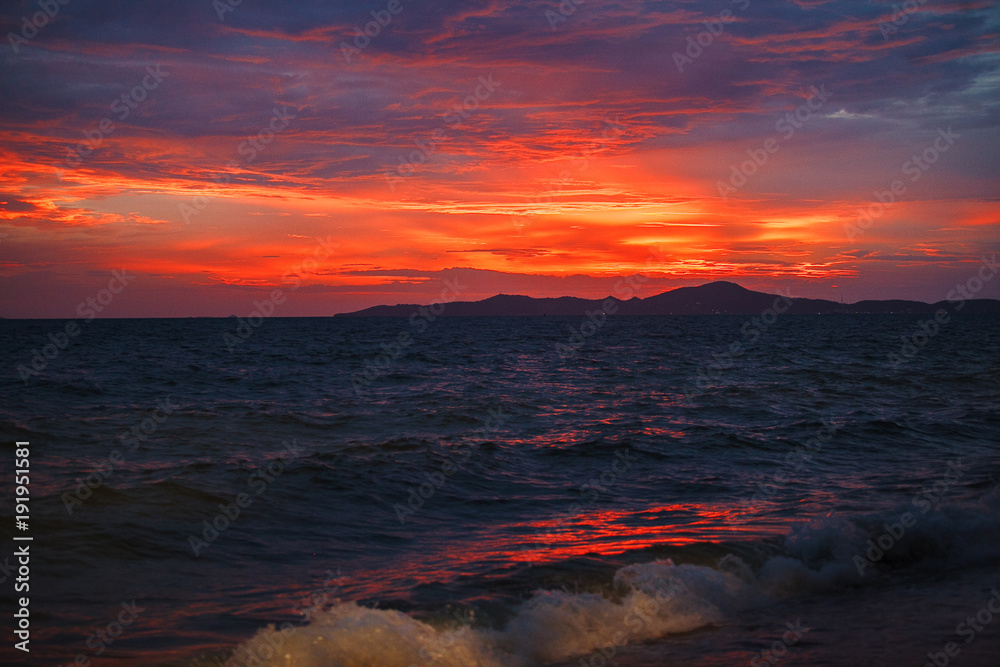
[1,314,999,666]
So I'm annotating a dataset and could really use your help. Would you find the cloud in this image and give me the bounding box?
[0,0,997,315]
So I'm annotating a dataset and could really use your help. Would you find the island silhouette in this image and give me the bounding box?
[335,281,1000,317]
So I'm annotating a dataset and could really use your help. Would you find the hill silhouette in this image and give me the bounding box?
[335,281,1000,316]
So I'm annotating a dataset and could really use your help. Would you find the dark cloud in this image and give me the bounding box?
[0,197,39,213]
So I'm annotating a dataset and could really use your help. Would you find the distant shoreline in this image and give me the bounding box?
[2,311,1000,321]
[334,281,1000,317]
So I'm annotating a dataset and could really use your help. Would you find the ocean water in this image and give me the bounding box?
[1,314,999,666]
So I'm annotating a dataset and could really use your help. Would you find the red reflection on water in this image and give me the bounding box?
[338,501,798,607]
[504,501,779,563]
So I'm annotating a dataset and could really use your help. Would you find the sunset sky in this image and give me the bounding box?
[1,0,998,317]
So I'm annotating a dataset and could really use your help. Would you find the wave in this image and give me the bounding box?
[213,559,745,667]
[208,486,1000,666]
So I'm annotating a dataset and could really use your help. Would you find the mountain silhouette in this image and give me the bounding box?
[335,281,1000,316]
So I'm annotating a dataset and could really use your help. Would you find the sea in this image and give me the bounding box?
[1,313,999,666]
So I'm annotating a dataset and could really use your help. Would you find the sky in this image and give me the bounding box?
[1,0,998,317]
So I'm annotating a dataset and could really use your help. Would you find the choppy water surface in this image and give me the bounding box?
[1,314,998,665]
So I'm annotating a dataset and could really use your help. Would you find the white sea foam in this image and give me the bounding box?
[223,558,754,666]
[224,489,1000,666]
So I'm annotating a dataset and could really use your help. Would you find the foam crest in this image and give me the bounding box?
[227,602,512,667]
[226,559,746,666]
[224,489,1000,666]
